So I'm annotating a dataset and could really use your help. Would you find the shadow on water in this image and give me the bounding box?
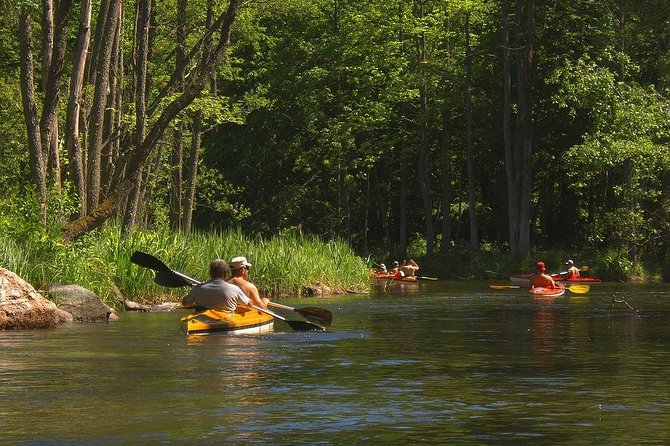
[2,281,670,444]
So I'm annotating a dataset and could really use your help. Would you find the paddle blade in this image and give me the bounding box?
[417,276,439,281]
[131,251,170,272]
[154,269,193,288]
[580,265,589,272]
[294,307,333,327]
[568,284,590,294]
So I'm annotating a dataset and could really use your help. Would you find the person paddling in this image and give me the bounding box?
[529,261,557,289]
[564,260,581,279]
[399,259,420,277]
[227,256,269,309]
[182,259,251,312]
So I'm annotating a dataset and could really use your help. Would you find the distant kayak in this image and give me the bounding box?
[530,283,566,298]
[370,273,419,283]
[510,274,601,286]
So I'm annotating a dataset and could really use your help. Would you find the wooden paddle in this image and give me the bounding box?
[554,265,590,276]
[130,251,327,330]
[489,283,590,294]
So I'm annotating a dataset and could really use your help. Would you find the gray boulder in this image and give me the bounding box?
[47,284,117,322]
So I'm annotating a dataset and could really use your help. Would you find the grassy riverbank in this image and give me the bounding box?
[0,223,369,307]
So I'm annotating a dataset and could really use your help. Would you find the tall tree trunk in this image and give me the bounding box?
[40,0,74,200]
[182,113,202,232]
[440,110,452,253]
[373,166,391,256]
[182,0,215,232]
[398,134,408,257]
[87,0,122,212]
[18,8,47,224]
[440,7,453,254]
[170,0,188,231]
[170,127,184,230]
[464,10,479,251]
[517,0,534,254]
[415,0,435,255]
[502,0,519,253]
[102,11,123,196]
[122,0,151,237]
[65,0,92,218]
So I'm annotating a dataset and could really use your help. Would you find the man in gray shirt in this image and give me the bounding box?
[181,259,250,312]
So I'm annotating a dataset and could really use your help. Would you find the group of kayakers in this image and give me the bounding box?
[530,259,581,289]
[373,259,420,278]
[182,256,268,312]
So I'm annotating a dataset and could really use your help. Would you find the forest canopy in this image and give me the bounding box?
[1,0,669,268]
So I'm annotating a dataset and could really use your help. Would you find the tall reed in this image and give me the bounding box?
[0,223,369,306]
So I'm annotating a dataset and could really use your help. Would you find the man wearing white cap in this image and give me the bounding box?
[228,256,269,309]
[565,260,581,279]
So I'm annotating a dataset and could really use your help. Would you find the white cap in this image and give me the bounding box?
[230,256,252,269]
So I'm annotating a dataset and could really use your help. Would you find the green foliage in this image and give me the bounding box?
[0,208,369,306]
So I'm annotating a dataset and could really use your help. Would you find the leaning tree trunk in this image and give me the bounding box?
[65,0,244,240]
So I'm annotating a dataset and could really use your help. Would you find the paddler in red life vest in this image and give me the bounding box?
[390,261,402,279]
[529,261,557,289]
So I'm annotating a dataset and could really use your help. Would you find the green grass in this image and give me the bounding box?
[0,223,369,307]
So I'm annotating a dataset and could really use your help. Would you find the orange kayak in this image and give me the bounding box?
[530,283,566,297]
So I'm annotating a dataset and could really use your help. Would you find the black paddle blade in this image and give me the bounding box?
[131,251,170,272]
[154,269,193,288]
[284,319,326,331]
[294,307,333,327]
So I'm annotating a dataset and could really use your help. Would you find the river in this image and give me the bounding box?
[2,281,669,445]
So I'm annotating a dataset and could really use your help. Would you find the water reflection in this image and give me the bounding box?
[2,283,670,444]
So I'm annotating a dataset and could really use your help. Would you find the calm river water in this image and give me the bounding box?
[2,281,670,445]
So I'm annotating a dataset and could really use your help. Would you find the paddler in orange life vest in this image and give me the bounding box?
[529,261,557,289]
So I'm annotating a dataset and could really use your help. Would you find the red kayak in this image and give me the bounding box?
[510,274,601,285]
[530,283,566,297]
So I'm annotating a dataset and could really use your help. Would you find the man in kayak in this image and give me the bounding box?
[564,260,581,279]
[529,261,557,289]
[228,256,269,309]
[399,259,420,277]
[182,259,253,312]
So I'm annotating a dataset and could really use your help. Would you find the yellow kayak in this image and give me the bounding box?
[180,306,274,335]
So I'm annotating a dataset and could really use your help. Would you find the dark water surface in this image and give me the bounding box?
[2,281,670,445]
